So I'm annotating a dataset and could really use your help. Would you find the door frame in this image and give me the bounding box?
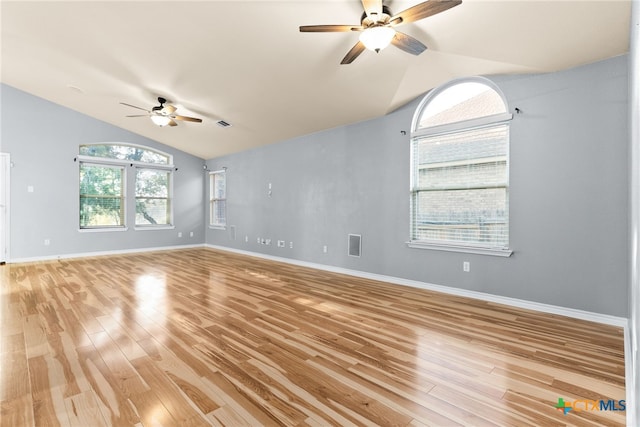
[0,153,10,264]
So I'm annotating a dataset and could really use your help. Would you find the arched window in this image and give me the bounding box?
[79,144,170,164]
[409,77,512,256]
[78,143,174,230]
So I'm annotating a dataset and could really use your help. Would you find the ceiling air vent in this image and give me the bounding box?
[216,120,232,128]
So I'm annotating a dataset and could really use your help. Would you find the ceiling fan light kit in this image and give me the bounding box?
[359,26,396,52]
[150,115,172,127]
[299,0,462,64]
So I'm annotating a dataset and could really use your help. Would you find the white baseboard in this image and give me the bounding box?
[8,243,206,264]
[205,244,628,328]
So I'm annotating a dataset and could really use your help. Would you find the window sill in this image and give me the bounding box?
[79,227,128,233]
[407,241,513,257]
[134,225,175,231]
[209,225,227,230]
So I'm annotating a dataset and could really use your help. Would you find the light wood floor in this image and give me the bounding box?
[0,248,626,426]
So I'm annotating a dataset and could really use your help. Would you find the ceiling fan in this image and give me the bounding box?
[299,0,462,64]
[120,97,203,127]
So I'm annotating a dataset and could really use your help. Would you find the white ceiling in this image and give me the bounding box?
[1,0,631,160]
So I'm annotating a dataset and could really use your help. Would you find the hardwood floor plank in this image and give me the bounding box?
[28,355,68,427]
[200,373,278,426]
[76,344,142,426]
[1,394,36,427]
[130,356,211,425]
[0,333,29,401]
[308,356,436,426]
[23,313,49,359]
[0,248,627,426]
[244,357,362,426]
[208,404,255,427]
[88,331,150,396]
[126,389,175,427]
[137,335,220,415]
[64,390,108,427]
[96,315,147,361]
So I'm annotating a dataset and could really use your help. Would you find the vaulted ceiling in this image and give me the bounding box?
[1,0,631,159]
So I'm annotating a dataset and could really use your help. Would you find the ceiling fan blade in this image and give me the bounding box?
[120,102,150,113]
[361,0,382,18]
[300,25,362,32]
[161,104,177,115]
[341,41,366,65]
[391,31,428,55]
[168,119,178,127]
[125,115,149,118]
[173,115,203,123]
[390,0,462,26]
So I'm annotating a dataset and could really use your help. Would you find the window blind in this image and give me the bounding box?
[411,124,509,248]
[210,171,227,226]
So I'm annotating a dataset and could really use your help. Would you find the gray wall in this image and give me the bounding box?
[207,55,629,317]
[1,84,206,260]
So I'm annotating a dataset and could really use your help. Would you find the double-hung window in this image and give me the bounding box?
[209,170,226,228]
[78,144,174,230]
[79,163,125,228]
[135,168,171,226]
[409,77,513,256]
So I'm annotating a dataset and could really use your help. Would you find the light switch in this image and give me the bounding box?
[27,185,34,193]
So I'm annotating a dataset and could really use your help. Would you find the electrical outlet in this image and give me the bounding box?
[463,261,470,272]
[323,245,328,253]
[289,241,293,249]
[189,231,194,237]
[44,239,50,246]
[277,240,285,248]
[178,232,182,238]
[245,235,249,243]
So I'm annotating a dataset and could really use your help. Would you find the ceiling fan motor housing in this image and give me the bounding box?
[151,96,167,113]
[153,97,167,112]
[361,5,392,26]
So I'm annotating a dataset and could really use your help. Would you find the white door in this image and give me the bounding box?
[0,153,8,264]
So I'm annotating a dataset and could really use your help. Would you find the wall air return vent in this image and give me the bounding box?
[348,234,361,257]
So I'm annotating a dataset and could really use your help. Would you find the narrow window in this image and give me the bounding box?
[410,78,512,255]
[210,170,226,228]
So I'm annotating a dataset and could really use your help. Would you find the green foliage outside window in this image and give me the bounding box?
[136,169,170,225]
[79,144,169,164]
[79,164,124,227]
[79,144,172,229]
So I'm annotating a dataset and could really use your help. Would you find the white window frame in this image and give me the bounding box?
[79,161,127,231]
[408,77,513,257]
[78,143,175,232]
[134,165,174,230]
[209,170,227,229]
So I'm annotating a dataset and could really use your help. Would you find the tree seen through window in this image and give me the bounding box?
[79,144,173,229]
